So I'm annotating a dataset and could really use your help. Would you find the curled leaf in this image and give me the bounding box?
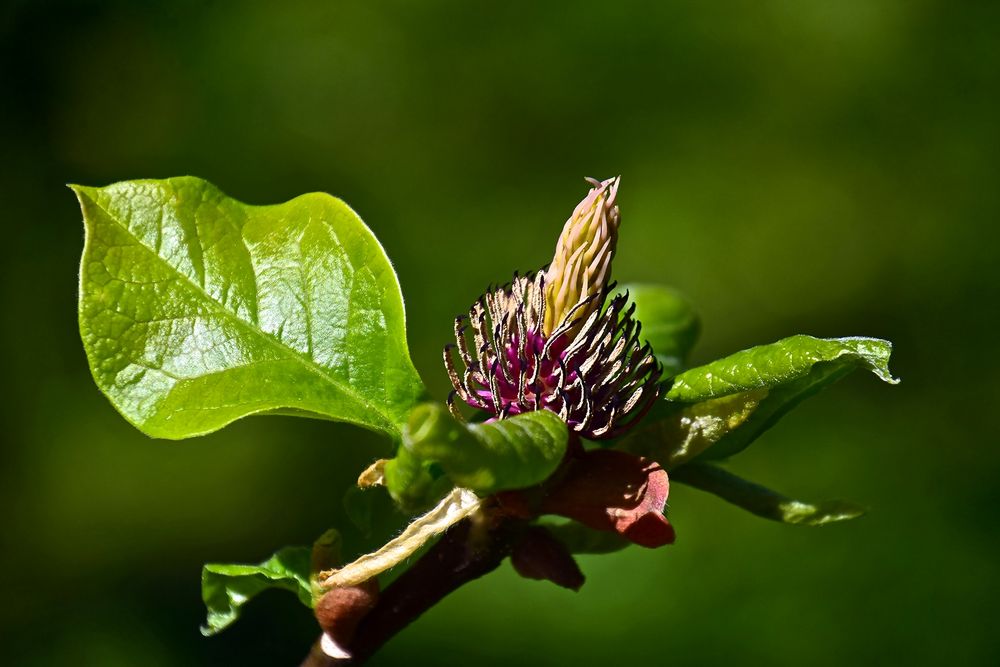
[667,335,898,404]
[384,403,568,498]
[382,445,446,513]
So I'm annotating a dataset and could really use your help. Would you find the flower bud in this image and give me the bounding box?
[543,176,621,336]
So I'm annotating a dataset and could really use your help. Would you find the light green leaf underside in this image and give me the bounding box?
[75,177,424,439]
[672,463,865,526]
[201,546,312,636]
[627,390,767,468]
[395,404,569,497]
[617,283,699,377]
[666,335,897,404]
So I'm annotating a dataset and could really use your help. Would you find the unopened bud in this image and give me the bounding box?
[315,578,380,659]
[543,176,621,336]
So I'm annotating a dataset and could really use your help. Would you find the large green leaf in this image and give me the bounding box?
[666,335,897,403]
[201,546,312,636]
[617,283,699,377]
[392,404,569,497]
[74,177,424,439]
[672,463,865,526]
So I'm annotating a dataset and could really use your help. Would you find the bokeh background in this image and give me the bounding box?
[2,1,997,664]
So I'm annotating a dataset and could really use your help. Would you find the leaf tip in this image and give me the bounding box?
[839,336,901,385]
[781,499,868,526]
[67,182,97,200]
[68,183,90,209]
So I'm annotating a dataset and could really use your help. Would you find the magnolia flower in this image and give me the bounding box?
[318,179,674,623]
[444,177,662,439]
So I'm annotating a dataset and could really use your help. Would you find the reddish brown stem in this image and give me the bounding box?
[301,515,524,666]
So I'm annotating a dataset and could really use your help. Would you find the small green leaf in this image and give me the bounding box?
[399,404,569,496]
[200,546,312,636]
[617,283,699,376]
[666,335,897,403]
[672,462,865,526]
[75,177,424,440]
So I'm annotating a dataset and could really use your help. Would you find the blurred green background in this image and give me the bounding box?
[2,0,997,664]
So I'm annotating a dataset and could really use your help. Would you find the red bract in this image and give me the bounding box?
[497,444,675,549]
[543,448,674,548]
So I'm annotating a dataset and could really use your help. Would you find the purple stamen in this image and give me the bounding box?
[444,272,661,440]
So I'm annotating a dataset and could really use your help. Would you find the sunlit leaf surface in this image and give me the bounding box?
[667,335,897,403]
[75,177,424,439]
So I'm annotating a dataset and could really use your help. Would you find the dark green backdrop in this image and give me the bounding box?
[2,1,996,665]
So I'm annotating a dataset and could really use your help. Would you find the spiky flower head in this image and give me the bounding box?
[444,177,661,440]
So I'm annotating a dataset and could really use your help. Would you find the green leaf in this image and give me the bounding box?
[383,444,450,514]
[629,336,897,464]
[623,390,767,468]
[74,177,424,439]
[672,463,866,526]
[617,283,699,376]
[695,361,863,461]
[201,546,312,636]
[666,335,897,404]
[398,404,569,496]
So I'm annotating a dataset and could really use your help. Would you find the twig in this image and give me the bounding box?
[301,513,524,665]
